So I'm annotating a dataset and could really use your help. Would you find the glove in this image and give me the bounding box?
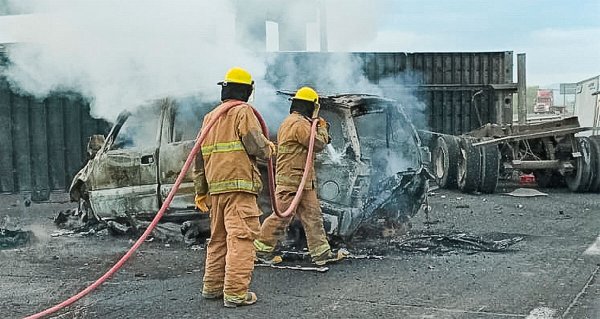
[317,118,331,144]
[268,141,277,157]
[317,117,328,128]
[195,194,209,213]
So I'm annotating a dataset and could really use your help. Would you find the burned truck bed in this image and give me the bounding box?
[69,93,428,240]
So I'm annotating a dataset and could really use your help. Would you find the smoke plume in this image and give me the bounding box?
[3,1,267,120]
[2,0,427,142]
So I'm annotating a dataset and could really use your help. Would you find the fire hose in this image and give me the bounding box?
[25,100,318,318]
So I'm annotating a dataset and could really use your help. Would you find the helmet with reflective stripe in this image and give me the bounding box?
[293,86,319,104]
[219,67,253,86]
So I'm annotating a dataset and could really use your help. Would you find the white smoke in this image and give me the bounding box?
[1,0,424,136]
[3,1,268,120]
[324,0,380,51]
[266,53,382,95]
[378,77,428,131]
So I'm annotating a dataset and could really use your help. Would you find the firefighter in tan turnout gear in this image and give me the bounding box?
[193,67,276,308]
[254,87,346,266]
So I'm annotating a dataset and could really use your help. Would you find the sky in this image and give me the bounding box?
[359,0,600,86]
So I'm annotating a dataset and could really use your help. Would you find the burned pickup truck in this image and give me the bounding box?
[69,93,428,240]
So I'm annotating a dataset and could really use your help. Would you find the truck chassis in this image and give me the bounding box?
[431,116,599,193]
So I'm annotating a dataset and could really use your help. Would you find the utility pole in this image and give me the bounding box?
[517,53,527,126]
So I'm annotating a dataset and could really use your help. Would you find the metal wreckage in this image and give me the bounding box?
[67,93,429,243]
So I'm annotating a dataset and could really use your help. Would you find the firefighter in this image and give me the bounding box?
[254,86,346,266]
[193,67,276,308]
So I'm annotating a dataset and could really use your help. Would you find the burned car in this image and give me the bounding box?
[69,94,428,240]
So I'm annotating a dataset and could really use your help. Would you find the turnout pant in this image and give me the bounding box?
[202,192,261,302]
[257,189,330,257]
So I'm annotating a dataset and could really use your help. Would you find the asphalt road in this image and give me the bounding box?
[1,186,599,319]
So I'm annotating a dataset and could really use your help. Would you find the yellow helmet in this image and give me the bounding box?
[219,67,253,86]
[293,86,319,104]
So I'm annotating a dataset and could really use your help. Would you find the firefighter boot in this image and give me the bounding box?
[202,290,223,300]
[224,292,258,308]
[254,240,283,264]
[312,248,349,266]
[255,250,283,264]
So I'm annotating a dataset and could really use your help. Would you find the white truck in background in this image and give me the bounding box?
[574,75,600,136]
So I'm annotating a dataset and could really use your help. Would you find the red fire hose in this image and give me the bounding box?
[25,100,318,318]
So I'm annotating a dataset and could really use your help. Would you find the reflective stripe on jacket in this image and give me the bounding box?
[194,101,272,195]
[276,112,329,191]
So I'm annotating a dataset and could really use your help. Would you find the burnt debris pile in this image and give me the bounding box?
[392,232,524,254]
[0,216,34,249]
[0,228,34,250]
[54,208,210,245]
[348,231,524,256]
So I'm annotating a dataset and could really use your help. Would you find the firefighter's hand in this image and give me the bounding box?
[268,141,277,157]
[195,194,209,213]
[317,117,329,128]
[317,118,331,144]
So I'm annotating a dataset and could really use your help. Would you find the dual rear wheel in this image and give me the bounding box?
[432,135,499,193]
[432,134,600,194]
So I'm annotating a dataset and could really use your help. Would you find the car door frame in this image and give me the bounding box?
[86,104,163,220]
[156,99,201,221]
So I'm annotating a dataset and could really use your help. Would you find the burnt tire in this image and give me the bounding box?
[457,138,481,193]
[479,144,500,194]
[566,136,594,193]
[588,136,600,193]
[432,135,460,189]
